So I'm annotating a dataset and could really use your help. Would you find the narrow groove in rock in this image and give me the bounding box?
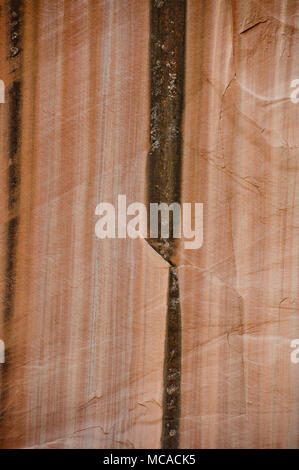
[147,0,186,449]
[162,266,182,448]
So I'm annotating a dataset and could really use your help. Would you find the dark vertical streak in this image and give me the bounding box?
[9,0,22,59]
[4,0,23,315]
[0,0,23,440]
[0,215,18,428]
[8,80,21,211]
[162,266,182,448]
[148,0,186,448]
[3,216,19,322]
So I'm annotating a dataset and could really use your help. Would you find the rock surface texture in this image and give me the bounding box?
[0,0,299,449]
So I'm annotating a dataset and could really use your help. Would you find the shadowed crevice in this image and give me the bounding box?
[147,0,186,449]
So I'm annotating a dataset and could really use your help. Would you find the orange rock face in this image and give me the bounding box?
[0,0,299,449]
[0,0,168,449]
[179,0,299,448]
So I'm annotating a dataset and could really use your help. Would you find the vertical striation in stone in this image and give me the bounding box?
[162,266,182,448]
[148,0,186,448]
[1,0,167,449]
[0,0,24,437]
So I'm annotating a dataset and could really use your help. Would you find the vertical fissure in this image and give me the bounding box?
[148,0,186,449]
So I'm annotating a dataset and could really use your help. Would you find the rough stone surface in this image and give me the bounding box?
[0,0,299,449]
